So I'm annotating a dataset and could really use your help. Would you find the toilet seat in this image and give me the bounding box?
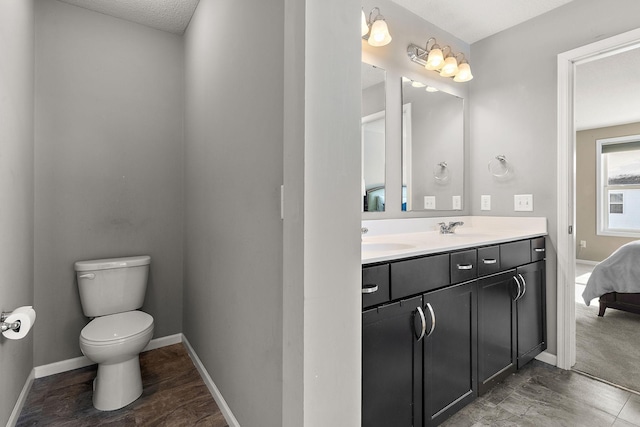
[81,311,153,345]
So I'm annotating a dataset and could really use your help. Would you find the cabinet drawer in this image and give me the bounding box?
[451,249,477,284]
[362,264,390,309]
[391,254,449,299]
[500,240,531,270]
[531,237,546,261]
[478,245,501,276]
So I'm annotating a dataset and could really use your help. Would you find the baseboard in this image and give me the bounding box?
[182,335,240,427]
[576,259,599,266]
[33,333,183,379]
[6,369,35,427]
[535,351,557,366]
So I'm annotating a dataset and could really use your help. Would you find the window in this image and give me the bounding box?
[597,135,640,237]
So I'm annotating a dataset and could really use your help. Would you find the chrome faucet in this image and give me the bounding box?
[438,221,464,234]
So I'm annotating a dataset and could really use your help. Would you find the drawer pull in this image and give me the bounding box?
[457,264,473,270]
[482,259,497,265]
[534,248,545,253]
[414,306,427,341]
[361,284,379,294]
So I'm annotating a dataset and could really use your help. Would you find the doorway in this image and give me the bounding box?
[557,27,640,374]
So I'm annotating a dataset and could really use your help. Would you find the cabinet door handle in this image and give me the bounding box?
[534,248,545,253]
[518,273,527,299]
[457,264,473,270]
[482,259,497,264]
[425,302,436,337]
[361,284,378,294]
[513,275,522,301]
[414,306,427,341]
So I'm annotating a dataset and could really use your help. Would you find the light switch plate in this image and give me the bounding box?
[481,195,491,211]
[514,194,533,211]
[424,196,436,210]
[452,195,461,210]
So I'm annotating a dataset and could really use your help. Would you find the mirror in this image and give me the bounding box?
[401,77,464,211]
[362,63,386,212]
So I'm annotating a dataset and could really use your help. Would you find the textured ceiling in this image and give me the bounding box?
[390,0,576,44]
[57,0,199,34]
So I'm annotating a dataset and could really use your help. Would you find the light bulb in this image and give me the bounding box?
[453,62,473,82]
[361,10,369,37]
[440,56,458,77]
[425,47,444,70]
[368,19,392,47]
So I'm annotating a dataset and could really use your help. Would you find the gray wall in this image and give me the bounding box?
[469,0,640,355]
[0,0,35,424]
[183,0,284,425]
[34,0,184,366]
[576,123,640,262]
[361,0,470,220]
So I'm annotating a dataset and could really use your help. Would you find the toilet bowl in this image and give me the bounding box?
[75,255,154,411]
[80,311,154,411]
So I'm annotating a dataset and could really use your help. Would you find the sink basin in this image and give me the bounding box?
[362,242,415,252]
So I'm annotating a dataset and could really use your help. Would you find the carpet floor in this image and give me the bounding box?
[574,300,640,392]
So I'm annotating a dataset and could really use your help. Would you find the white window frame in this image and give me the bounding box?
[596,134,640,237]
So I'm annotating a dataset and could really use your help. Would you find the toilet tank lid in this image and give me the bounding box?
[75,255,151,272]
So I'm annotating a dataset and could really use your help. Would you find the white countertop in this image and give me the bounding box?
[362,216,547,264]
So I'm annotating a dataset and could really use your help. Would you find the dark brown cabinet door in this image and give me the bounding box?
[477,270,517,394]
[362,296,423,427]
[516,261,547,368]
[423,281,477,427]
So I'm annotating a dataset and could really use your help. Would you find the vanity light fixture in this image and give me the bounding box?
[404,77,439,93]
[407,38,473,82]
[361,7,392,47]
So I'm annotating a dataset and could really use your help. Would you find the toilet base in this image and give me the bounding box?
[93,356,143,411]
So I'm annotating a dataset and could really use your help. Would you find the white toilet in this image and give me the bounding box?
[75,255,154,411]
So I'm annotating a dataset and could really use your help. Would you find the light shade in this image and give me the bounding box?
[440,56,458,77]
[425,47,444,70]
[361,10,369,37]
[453,62,473,82]
[368,18,392,47]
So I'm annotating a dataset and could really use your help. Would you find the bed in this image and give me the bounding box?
[582,241,640,317]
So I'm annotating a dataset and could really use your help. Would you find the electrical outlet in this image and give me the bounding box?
[452,195,461,210]
[514,194,533,212]
[580,240,587,248]
[424,196,436,210]
[481,195,491,211]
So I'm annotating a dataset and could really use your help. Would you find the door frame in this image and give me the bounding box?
[556,27,640,370]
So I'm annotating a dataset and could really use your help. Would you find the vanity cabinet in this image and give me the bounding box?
[423,281,477,427]
[477,270,517,394]
[516,260,546,368]
[476,239,547,393]
[362,295,423,427]
[362,236,546,426]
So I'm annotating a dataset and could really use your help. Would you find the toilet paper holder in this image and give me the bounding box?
[1,312,21,333]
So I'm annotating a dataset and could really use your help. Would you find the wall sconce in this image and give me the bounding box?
[361,8,392,47]
[407,38,473,82]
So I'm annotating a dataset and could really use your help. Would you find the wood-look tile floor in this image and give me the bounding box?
[17,343,229,426]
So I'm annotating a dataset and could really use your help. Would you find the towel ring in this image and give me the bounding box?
[488,155,511,178]
[434,161,450,182]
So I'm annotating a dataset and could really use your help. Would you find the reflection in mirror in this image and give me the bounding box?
[362,63,386,212]
[401,77,464,211]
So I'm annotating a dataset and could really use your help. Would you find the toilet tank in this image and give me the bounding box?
[75,255,151,317]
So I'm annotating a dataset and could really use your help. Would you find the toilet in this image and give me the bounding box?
[75,255,154,411]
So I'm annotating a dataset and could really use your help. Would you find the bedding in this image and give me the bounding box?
[582,240,640,306]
